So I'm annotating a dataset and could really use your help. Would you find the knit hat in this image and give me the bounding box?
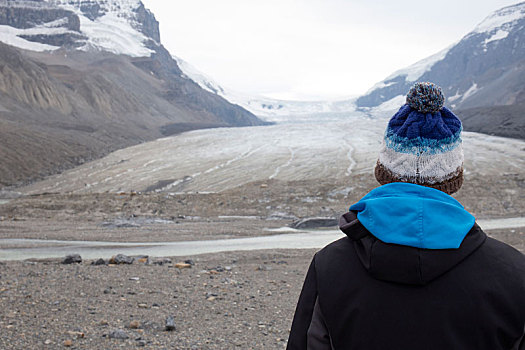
[374,82,464,194]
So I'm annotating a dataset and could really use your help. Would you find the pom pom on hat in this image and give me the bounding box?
[406,82,445,113]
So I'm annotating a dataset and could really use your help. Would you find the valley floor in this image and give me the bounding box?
[0,175,524,349]
[0,229,523,349]
[0,120,524,348]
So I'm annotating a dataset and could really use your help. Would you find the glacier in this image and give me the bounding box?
[19,112,525,195]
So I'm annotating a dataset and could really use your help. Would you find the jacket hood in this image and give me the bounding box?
[342,183,486,285]
[349,183,475,249]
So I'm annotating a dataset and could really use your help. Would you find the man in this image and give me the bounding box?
[287,82,525,350]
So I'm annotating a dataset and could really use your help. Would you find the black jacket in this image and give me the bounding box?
[287,211,525,350]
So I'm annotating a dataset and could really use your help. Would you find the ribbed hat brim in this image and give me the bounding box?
[375,161,464,195]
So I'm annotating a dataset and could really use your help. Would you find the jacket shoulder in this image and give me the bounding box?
[315,237,354,261]
[477,236,525,274]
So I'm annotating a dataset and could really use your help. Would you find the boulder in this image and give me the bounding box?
[62,254,82,264]
[109,254,133,265]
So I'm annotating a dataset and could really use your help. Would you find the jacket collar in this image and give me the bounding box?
[339,210,487,285]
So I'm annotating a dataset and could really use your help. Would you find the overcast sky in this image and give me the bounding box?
[142,0,519,101]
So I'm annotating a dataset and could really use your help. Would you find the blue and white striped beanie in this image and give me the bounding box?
[374,82,464,194]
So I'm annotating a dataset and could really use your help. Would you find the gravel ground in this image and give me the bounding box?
[0,218,292,243]
[0,174,523,349]
[0,228,523,350]
[0,249,315,349]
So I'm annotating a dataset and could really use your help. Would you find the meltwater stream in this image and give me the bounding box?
[0,217,524,261]
[0,231,345,261]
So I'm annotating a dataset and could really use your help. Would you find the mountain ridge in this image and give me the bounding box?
[354,1,525,139]
[0,0,266,188]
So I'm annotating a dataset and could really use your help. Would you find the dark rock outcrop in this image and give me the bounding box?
[0,2,85,47]
[0,5,80,31]
[79,2,103,21]
[134,3,160,43]
[19,33,86,48]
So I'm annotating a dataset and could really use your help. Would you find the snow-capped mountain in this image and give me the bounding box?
[0,0,357,121]
[174,56,357,121]
[0,0,158,56]
[0,0,264,188]
[356,2,525,113]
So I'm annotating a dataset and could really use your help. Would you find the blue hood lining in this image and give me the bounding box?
[349,183,475,249]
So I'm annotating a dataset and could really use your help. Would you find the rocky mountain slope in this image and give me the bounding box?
[355,2,525,139]
[0,0,264,188]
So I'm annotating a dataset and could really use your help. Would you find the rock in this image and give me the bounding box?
[99,320,109,326]
[62,254,82,264]
[67,331,84,338]
[175,262,191,269]
[44,339,52,345]
[290,217,338,229]
[184,259,195,266]
[63,339,73,347]
[109,254,133,264]
[165,316,176,331]
[108,329,129,340]
[153,258,172,265]
[138,303,148,308]
[91,258,106,265]
[133,255,149,263]
[137,340,147,347]
[256,265,272,271]
[129,320,140,329]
